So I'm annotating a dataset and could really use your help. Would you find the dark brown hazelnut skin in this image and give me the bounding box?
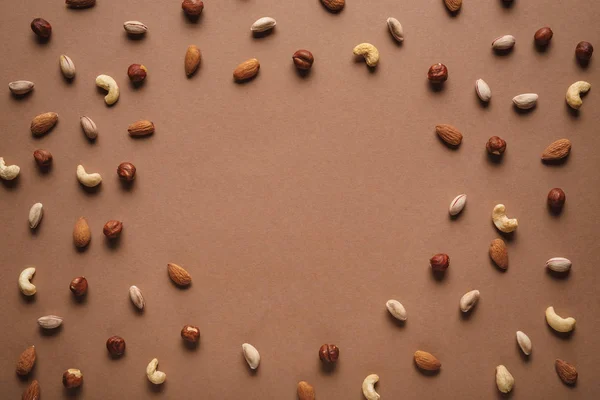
[127,64,147,83]
[117,162,136,181]
[182,0,204,16]
[534,27,553,46]
[103,220,123,239]
[486,136,507,155]
[430,253,450,272]
[427,63,448,83]
[547,188,566,213]
[181,325,200,343]
[106,336,126,356]
[318,344,339,364]
[69,276,88,297]
[33,149,53,167]
[575,41,593,62]
[31,18,52,38]
[62,369,83,388]
[292,50,314,70]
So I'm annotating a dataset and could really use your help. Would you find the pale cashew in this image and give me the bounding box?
[146,358,166,384]
[565,81,591,110]
[386,299,407,321]
[19,267,36,296]
[459,290,480,312]
[76,165,102,187]
[495,365,514,394]
[353,43,380,67]
[29,203,43,229]
[362,374,380,400]
[492,204,518,233]
[545,306,576,333]
[242,343,260,369]
[95,74,119,105]
[0,157,20,180]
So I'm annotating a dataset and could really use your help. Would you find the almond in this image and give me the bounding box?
[184,45,201,77]
[22,380,40,400]
[128,120,155,137]
[444,0,462,12]
[435,124,463,147]
[555,359,577,385]
[297,381,315,400]
[66,0,96,8]
[489,238,508,270]
[31,112,58,136]
[414,350,441,371]
[73,217,91,248]
[16,345,36,376]
[321,0,345,12]
[542,139,571,161]
[233,59,260,82]
[167,263,192,286]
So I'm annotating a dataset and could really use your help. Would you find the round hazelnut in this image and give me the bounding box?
[127,64,147,83]
[292,50,314,70]
[33,149,53,167]
[181,325,200,343]
[430,253,450,272]
[318,344,339,364]
[103,220,123,239]
[547,188,566,213]
[534,27,553,46]
[69,276,88,297]
[117,162,136,181]
[182,0,204,17]
[31,18,52,39]
[427,63,448,83]
[486,136,507,155]
[575,41,593,62]
[106,336,126,356]
[62,369,83,388]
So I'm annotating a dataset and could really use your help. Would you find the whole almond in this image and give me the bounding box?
[167,263,192,286]
[546,257,572,273]
[555,359,577,385]
[80,116,98,139]
[233,58,260,82]
[435,124,463,146]
[22,380,40,400]
[297,381,315,400]
[16,345,36,376]
[73,217,91,248]
[128,120,155,137]
[59,55,76,79]
[66,0,96,8]
[124,21,148,35]
[184,45,201,77]
[31,112,58,136]
[8,80,34,95]
[37,315,63,329]
[414,350,441,371]
[542,139,571,161]
[321,0,345,12]
[492,35,516,51]
[444,0,462,12]
[512,93,538,109]
[129,285,145,310]
[489,238,508,269]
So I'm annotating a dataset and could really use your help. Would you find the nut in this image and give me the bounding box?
[459,290,480,312]
[547,188,566,213]
[181,325,200,343]
[321,0,345,12]
[444,0,462,12]
[16,345,36,376]
[448,194,466,216]
[66,0,96,8]
[516,331,532,355]
[63,369,83,388]
[414,350,441,371]
[297,381,315,400]
[128,120,155,137]
[182,0,204,16]
[69,276,88,297]
[103,220,123,239]
[77,164,102,187]
[534,27,553,46]
[542,139,571,161]
[486,136,506,155]
[8,80,34,95]
[475,79,491,102]
[233,58,260,82]
[129,285,145,310]
[427,63,448,83]
[430,253,449,271]
[512,93,538,109]
[95,74,119,105]
[28,203,43,229]
[353,43,380,67]
[73,217,91,248]
[80,116,98,139]
[495,365,514,393]
[292,50,314,70]
[362,374,380,400]
[489,238,508,270]
[318,344,339,363]
[545,306,576,332]
[31,112,58,136]
[31,18,52,38]
[124,21,148,35]
[22,380,40,400]
[251,17,276,33]
[242,343,261,369]
[19,267,37,296]
[127,64,147,83]
[546,257,571,273]
[492,204,518,233]
[33,149,53,167]
[492,35,516,51]
[575,41,593,62]
[0,157,20,180]
[117,162,136,181]
[37,315,63,329]
[167,263,192,286]
[386,17,403,42]
[386,299,407,321]
[146,358,166,384]
[435,124,462,146]
[566,81,591,110]
[555,359,578,385]
[106,336,126,356]
[184,45,202,77]
[59,55,76,79]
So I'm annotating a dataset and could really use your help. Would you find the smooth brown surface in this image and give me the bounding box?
[1,1,599,399]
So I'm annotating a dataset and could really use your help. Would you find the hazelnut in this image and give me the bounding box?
[33,149,53,167]
[430,253,450,272]
[31,18,52,38]
[62,369,83,388]
[103,220,123,239]
[106,336,126,356]
[318,344,339,364]
[427,63,448,83]
[292,50,314,70]
[486,136,507,155]
[575,41,593,62]
[69,276,88,297]
[117,162,136,181]
[127,64,147,83]
[547,188,566,213]
[534,27,553,46]
[181,325,200,343]
[182,0,204,16]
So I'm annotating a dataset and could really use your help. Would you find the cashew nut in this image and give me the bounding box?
[0,157,20,180]
[459,290,480,312]
[19,267,36,296]
[146,358,166,384]
[95,74,119,105]
[545,306,576,332]
[492,204,518,233]
[566,81,591,110]
[386,299,407,321]
[242,343,260,369]
[76,164,102,187]
[353,43,380,67]
[362,374,380,400]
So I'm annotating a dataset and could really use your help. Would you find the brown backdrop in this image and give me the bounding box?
[1,0,599,398]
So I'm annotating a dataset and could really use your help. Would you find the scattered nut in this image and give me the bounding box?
[33,149,53,167]
[319,344,339,364]
[292,50,314,70]
[167,263,192,286]
[37,315,63,329]
[185,45,201,77]
[31,18,52,38]
[19,267,37,296]
[59,55,76,79]
[320,0,345,12]
[117,162,136,181]
[128,120,155,137]
[31,112,58,136]
[95,74,119,105]
[495,365,514,393]
[444,0,462,12]
[242,343,260,369]
[428,63,448,83]
[182,0,204,17]
[475,79,491,102]
[534,27,553,46]
[233,58,260,82]
[181,325,200,343]
[251,17,276,33]
[492,35,516,51]
[430,253,449,272]
[69,276,88,297]
[146,359,166,384]
[542,139,571,162]
[555,359,578,385]
[545,306,576,332]
[66,0,96,8]
[492,204,518,233]
[449,194,467,216]
[486,136,506,155]
[386,17,403,42]
[103,220,123,239]
[80,116,98,140]
[129,285,145,310]
[353,43,380,67]
[106,336,126,356]
[124,21,148,35]
[297,381,315,400]
[127,64,147,83]
[73,217,91,248]
[546,257,571,273]
[489,238,508,269]
[16,345,36,376]
[512,93,538,109]
[8,80,34,95]
[63,369,83,388]
[0,157,20,180]
[516,331,532,355]
[575,41,593,62]
[28,203,43,229]
[22,380,40,400]
[76,164,102,187]
[414,350,441,371]
[362,374,380,400]
[459,290,480,312]
[566,81,591,110]
[386,299,407,321]
[435,124,462,146]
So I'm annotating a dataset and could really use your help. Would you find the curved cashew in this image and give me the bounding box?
[566,81,591,110]
[146,358,166,384]
[353,43,380,67]
[459,290,480,312]
[545,306,576,332]
[492,204,518,233]
[386,299,407,321]
[0,157,20,180]
[76,165,102,187]
[362,374,380,400]
[495,365,514,394]
[242,343,260,369]
[19,267,36,296]
[95,74,119,105]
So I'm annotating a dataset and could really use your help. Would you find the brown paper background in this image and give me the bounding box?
[1,0,599,398]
